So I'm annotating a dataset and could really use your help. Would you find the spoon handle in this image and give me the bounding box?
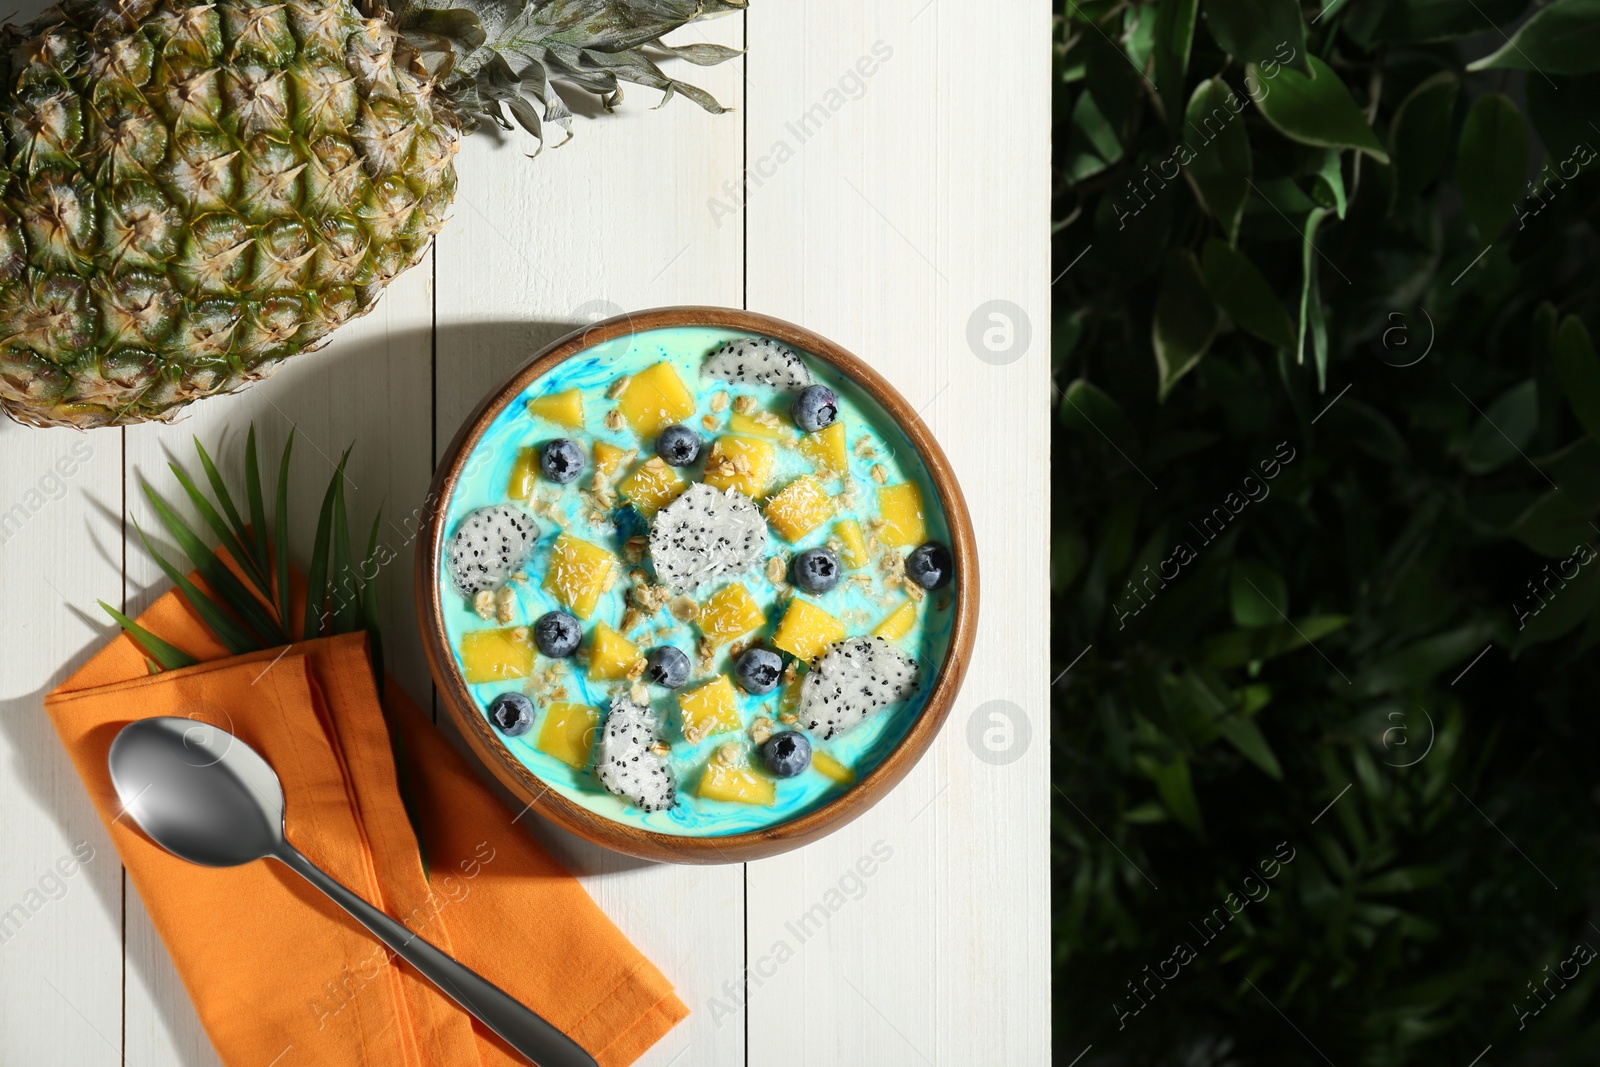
[275,845,596,1067]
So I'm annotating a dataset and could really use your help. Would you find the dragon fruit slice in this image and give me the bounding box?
[797,636,920,740]
[594,694,677,812]
[703,337,813,390]
[648,482,769,594]
[445,505,538,599]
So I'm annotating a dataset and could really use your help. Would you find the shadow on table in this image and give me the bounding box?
[0,316,676,1066]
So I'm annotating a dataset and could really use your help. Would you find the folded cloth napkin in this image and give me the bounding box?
[44,582,686,1067]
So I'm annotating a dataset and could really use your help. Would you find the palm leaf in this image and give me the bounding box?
[192,437,255,570]
[141,484,287,646]
[331,473,361,635]
[131,518,257,656]
[274,431,295,633]
[99,600,200,670]
[244,426,270,579]
[303,450,348,640]
[169,458,266,596]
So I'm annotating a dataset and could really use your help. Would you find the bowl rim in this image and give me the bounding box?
[415,306,979,863]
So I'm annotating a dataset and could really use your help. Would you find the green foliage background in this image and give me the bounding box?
[1051,0,1600,1062]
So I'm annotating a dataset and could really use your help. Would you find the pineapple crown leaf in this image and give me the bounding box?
[391,0,745,142]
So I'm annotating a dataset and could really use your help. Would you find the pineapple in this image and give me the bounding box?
[0,0,743,427]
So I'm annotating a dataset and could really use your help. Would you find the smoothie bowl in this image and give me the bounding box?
[417,308,977,862]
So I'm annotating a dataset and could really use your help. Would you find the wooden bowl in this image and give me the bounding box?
[416,307,978,863]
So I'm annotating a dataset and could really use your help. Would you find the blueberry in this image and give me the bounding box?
[533,610,582,657]
[791,385,839,433]
[655,424,701,466]
[761,731,812,777]
[791,547,840,594]
[905,542,953,589]
[734,647,784,694]
[646,646,691,688]
[540,438,583,483]
[488,692,533,736]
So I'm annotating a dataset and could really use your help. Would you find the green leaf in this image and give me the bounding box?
[1526,73,1600,162]
[275,431,295,632]
[1184,78,1251,243]
[1252,56,1389,162]
[245,425,270,579]
[331,469,362,635]
[1461,380,1538,474]
[1389,72,1459,204]
[1456,93,1527,240]
[1311,149,1347,218]
[192,437,261,587]
[1201,239,1296,348]
[304,451,349,639]
[1061,90,1124,182]
[168,459,262,595]
[1153,250,1219,399]
[1351,619,1500,697]
[1230,560,1288,626]
[1201,0,1308,74]
[1216,716,1284,779]
[1468,0,1600,75]
[1554,316,1600,442]
[1513,549,1600,650]
[1059,378,1136,451]
[1200,615,1350,667]
[141,485,285,646]
[1296,207,1332,385]
[1154,0,1199,126]
[1136,752,1205,833]
[131,518,257,657]
[98,600,200,670]
[1512,488,1596,557]
[1374,0,1529,42]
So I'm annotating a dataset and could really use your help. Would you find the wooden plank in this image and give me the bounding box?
[0,425,125,1066]
[430,15,748,1066]
[120,254,437,1067]
[741,2,1052,1063]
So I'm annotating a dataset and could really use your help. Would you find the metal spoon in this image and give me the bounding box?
[108,716,596,1067]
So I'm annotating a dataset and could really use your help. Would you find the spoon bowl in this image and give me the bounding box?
[109,717,283,868]
[107,716,595,1067]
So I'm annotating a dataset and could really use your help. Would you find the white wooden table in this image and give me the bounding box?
[0,2,1049,1063]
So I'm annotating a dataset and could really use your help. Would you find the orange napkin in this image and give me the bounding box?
[44,582,686,1067]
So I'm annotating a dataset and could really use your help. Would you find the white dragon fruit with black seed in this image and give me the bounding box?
[703,337,814,390]
[445,505,539,599]
[595,694,677,812]
[798,636,921,740]
[649,483,769,594]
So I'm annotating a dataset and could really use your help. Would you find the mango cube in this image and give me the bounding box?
[507,446,538,501]
[459,628,533,684]
[543,534,617,619]
[527,388,585,428]
[697,583,766,645]
[876,482,926,548]
[872,600,917,641]
[765,476,835,542]
[536,702,599,769]
[834,519,869,568]
[702,435,775,499]
[592,440,630,482]
[798,421,848,475]
[772,599,846,662]
[618,455,687,517]
[678,675,743,743]
[812,750,856,785]
[696,758,776,805]
[617,361,695,436]
[587,622,642,681]
[729,409,791,440]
